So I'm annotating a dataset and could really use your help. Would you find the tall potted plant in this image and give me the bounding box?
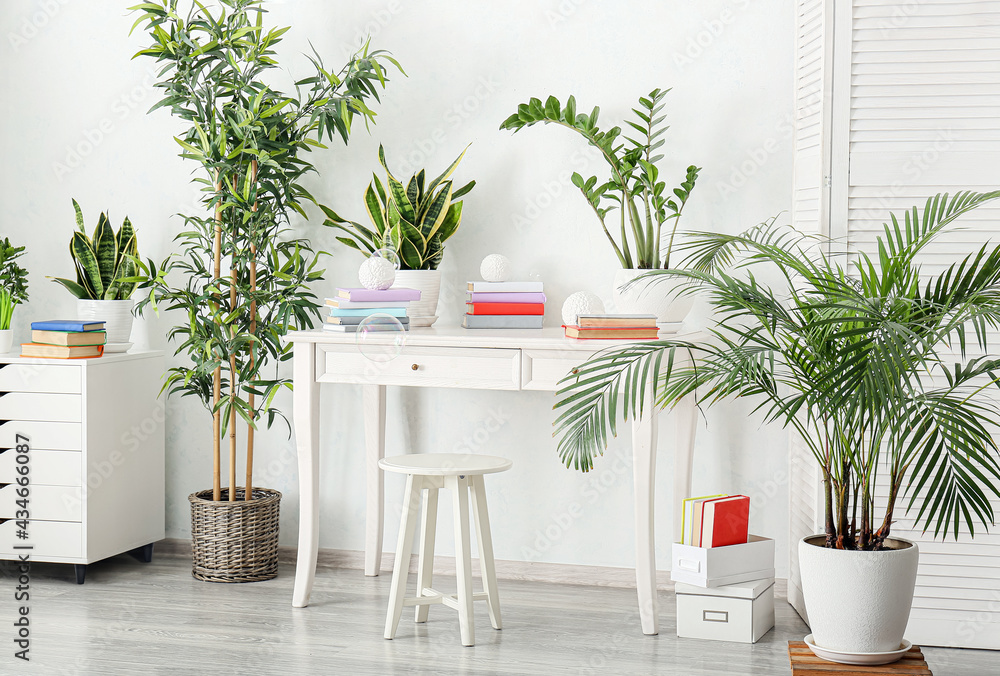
[500,89,700,325]
[552,191,1000,662]
[324,145,475,326]
[52,200,140,351]
[130,0,401,582]
[0,237,29,353]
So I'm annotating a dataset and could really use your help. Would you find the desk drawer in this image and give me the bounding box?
[0,421,82,451]
[0,449,81,486]
[0,393,82,423]
[521,349,594,392]
[0,363,81,394]
[320,344,521,390]
[0,484,81,521]
[0,520,82,560]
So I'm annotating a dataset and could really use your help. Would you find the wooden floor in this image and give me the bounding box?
[2,553,994,675]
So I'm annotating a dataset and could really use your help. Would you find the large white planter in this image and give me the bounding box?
[799,535,918,658]
[0,329,13,354]
[612,268,694,328]
[393,270,441,328]
[77,298,135,351]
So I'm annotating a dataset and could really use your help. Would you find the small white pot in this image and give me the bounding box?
[799,535,918,657]
[77,298,135,350]
[393,269,441,328]
[612,269,694,327]
[0,329,13,354]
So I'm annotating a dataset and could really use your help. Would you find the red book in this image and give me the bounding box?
[699,495,750,548]
[465,302,544,315]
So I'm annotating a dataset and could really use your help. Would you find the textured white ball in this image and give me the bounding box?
[358,256,397,290]
[561,291,606,325]
[480,254,511,282]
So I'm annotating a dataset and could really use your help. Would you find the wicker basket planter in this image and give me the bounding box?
[189,487,281,583]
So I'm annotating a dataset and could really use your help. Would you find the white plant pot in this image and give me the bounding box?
[0,329,13,354]
[393,270,441,328]
[612,269,694,327]
[77,298,135,351]
[798,535,918,658]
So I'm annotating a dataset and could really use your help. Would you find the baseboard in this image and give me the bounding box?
[155,538,677,590]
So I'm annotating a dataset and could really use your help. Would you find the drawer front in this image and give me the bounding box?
[320,344,521,390]
[0,484,81,521]
[521,349,594,391]
[0,449,81,486]
[0,393,82,423]
[0,363,81,394]
[0,520,82,560]
[676,594,755,643]
[0,421,82,451]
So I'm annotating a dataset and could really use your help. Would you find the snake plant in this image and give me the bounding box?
[53,199,138,301]
[324,144,475,270]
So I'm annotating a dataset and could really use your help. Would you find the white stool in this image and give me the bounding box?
[380,453,512,646]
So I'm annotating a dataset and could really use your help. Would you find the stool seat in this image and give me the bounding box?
[379,453,513,476]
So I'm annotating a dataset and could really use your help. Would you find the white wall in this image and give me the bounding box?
[0,0,794,574]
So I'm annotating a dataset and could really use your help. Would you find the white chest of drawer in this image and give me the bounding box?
[0,352,165,567]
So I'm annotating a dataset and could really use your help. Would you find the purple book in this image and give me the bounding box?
[466,292,547,303]
[336,287,421,302]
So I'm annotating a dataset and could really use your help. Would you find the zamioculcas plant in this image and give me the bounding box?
[500,89,699,269]
[554,191,1000,551]
[52,200,138,301]
[324,145,475,270]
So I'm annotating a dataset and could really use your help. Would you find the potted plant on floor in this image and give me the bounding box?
[552,191,1000,662]
[130,0,402,582]
[51,200,139,351]
[0,237,29,353]
[324,145,475,326]
[500,89,700,326]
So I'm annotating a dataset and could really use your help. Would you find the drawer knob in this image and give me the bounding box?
[411,363,419,371]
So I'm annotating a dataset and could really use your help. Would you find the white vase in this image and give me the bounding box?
[77,298,135,351]
[798,535,918,658]
[612,269,694,328]
[393,270,441,328]
[0,329,13,354]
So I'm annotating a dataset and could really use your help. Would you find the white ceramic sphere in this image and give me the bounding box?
[358,256,397,290]
[561,291,606,325]
[480,254,511,282]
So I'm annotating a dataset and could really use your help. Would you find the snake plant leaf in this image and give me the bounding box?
[72,198,86,233]
[424,144,470,198]
[451,180,476,200]
[405,174,419,209]
[424,234,444,269]
[51,277,91,299]
[92,212,118,295]
[435,201,463,243]
[422,181,453,241]
[415,169,425,203]
[396,219,424,270]
[71,231,103,299]
[385,173,414,223]
[363,181,387,235]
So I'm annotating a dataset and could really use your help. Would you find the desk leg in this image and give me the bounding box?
[632,409,659,636]
[292,342,320,608]
[364,384,387,576]
[673,394,697,538]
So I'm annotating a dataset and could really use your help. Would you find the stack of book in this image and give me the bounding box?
[680,494,751,548]
[323,287,420,332]
[21,320,107,358]
[462,281,545,329]
[562,314,659,340]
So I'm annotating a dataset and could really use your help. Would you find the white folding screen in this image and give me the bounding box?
[790,0,1000,649]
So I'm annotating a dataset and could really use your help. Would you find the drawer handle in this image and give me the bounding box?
[411,364,419,371]
[677,558,700,573]
[703,610,729,623]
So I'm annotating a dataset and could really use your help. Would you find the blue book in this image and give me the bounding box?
[328,307,408,318]
[31,320,106,332]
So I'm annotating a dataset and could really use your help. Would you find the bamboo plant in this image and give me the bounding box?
[554,191,1000,550]
[0,237,29,329]
[130,0,402,502]
[500,89,700,269]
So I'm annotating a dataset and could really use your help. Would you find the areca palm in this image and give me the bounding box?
[554,190,1000,550]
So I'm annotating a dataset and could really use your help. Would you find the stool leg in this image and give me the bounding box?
[471,475,502,630]
[449,475,475,646]
[414,485,439,623]
[384,474,422,640]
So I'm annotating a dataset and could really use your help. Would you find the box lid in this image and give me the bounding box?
[674,577,774,599]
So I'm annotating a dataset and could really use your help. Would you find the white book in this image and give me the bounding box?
[466,281,544,292]
[325,298,410,309]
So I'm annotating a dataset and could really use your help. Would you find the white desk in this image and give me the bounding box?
[288,326,697,635]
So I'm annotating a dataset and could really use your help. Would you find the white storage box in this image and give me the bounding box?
[675,577,775,643]
[670,534,774,587]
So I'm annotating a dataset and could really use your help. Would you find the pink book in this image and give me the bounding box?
[466,292,547,303]
[336,287,421,302]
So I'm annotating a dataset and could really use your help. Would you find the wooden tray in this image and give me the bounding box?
[788,641,932,675]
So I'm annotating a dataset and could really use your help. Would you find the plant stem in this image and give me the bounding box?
[246,160,258,502]
[229,266,238,502]
[212,173,223,502]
